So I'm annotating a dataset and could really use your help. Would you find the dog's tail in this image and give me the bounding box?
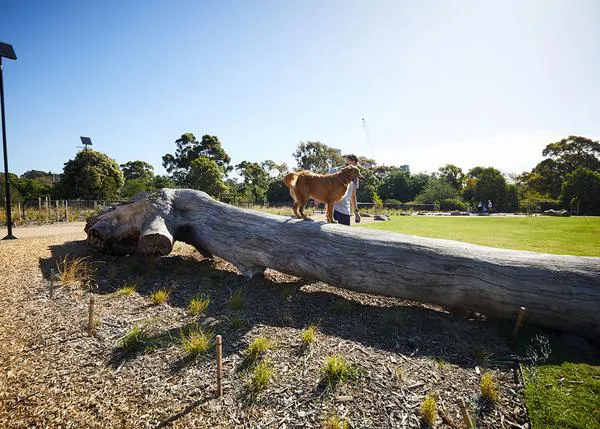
[283,172,298,188]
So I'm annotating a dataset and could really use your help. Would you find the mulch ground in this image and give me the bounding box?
[0,228,531,428]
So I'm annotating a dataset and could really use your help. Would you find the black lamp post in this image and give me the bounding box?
[0,41,17,240]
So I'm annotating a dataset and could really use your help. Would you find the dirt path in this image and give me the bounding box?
[0,225,529,428]
[1,222,87,239]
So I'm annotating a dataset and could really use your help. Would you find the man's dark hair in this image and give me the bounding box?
[345,154,358,163]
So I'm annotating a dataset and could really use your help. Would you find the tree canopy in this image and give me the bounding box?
[57,150,124,200]
[162,133,232,185]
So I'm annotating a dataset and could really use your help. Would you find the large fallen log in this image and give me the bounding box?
[85,189,600,338]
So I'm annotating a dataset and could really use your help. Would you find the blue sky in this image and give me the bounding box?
[1,0,599,178]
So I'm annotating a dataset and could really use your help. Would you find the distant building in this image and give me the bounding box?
[399,165,410,173]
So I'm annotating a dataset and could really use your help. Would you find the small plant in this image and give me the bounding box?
[393,367,404,382]
[187,295,210,315]
[229,289,245,310]
[480,372,499,404]
[245,336,273,361]
[181,327,213,357]
[384,309,406,329]
[228,316,245,330]
[322,355,360,385]
[150,288,170,305]
[117,282,137,297]
[56,254,90,285]
[434,357,446,369]
[473,346,494,366]
[322,413,350,429]
[331,300,352,314]
[301,324,319,345]
[247,359,273,392]
[420,394,437,427]
[281,285,296,300]
[117,325,153,354]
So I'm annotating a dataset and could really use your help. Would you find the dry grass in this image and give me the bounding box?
[420,394,437,427]
[245,336,273,361]
[322,355,360,385]
[229,289,245,310]
[150,289,170,305]
[56,254,90,286]
[180,327,213,357]
[247,360,273,393]
[187,295,210,316]
[322,413,350,429]
[301,324,319,345]
[480,372,499,404]
[117,281,137,297]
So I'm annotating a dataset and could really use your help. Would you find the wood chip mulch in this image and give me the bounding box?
[0,230,530,428]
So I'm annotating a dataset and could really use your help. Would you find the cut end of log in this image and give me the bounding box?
[138,233,174,256]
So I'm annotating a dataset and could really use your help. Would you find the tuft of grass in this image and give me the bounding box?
[322,413,350,429]
[117,325,154,354]
[247,360,273,393]
[322,355,360,385]
[187,295,211,315]
[229,289,245,310]
[473,346,494,366]
[420,394,437,427]
[245,336,273,361]
[228,316,245,330]
[393,367,404,382]
[117,282,137,297]
[301,324,319,345]
[480,372,499,404]
[281,285,296,300]
[181,327,213,357]
[150,288,170,305]
[435,357,446,369]
[331,300,352,314]
[56,254,90,285]
[384,309,406,329]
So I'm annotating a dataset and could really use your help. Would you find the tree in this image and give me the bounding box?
[120,161,155,182]
[186,156,228,198]
[521,136,600,199]
[378,169,411,202]
[560,167,600,215]
[463,167,507,210]
[415,179,458,204]
[293,141,345,173]
[21,170,55,186]
[152,175,176,189]
[542,135,600,173]
[162,133,232,184]
[261,160,289,180]
[235,161,270,204]
[0,173,23,204]
[58,150,124,200]
[437,164,464,191]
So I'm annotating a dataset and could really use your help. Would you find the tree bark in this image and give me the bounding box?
[85,189,600,338]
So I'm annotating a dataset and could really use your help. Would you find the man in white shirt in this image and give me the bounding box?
[328,154,361,225]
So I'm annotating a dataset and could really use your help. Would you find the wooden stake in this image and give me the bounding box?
[512,306,526,340]
[87,293,95,334]
[458,398,475,429]
[49,268,55,299]
[216,334,223,397]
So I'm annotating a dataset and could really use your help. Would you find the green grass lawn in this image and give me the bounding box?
[358,215,600,256]
[359,215,600,429]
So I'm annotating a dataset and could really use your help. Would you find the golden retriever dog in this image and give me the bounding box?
[283,165,363,223]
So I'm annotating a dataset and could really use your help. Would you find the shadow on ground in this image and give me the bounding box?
[39,239,600,371]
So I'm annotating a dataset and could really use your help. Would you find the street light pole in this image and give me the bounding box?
[0,42,17,240]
